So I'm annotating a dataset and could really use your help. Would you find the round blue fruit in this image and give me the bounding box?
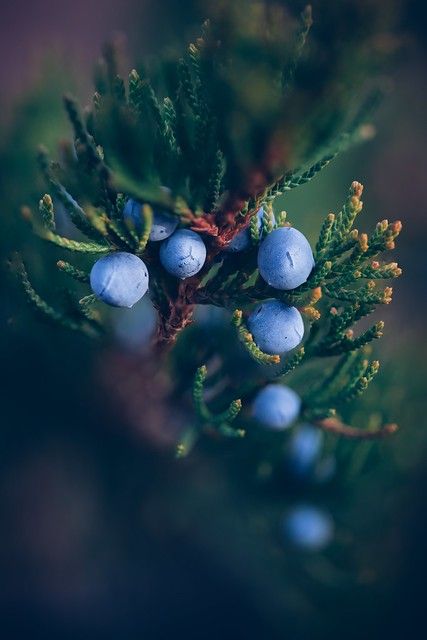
[252,384,301,430]
[159,229,207,279]
[123,198,178,241]
[258,226,314,290]
[225,207,272,253]
[282,505,334,550]
[149,210,179,241]
[247,300,304,354]
[287,424,323,477]
[225,226,251,253]
[90,252,149,308]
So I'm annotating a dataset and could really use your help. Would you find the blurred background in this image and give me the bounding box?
[0,1,426,638]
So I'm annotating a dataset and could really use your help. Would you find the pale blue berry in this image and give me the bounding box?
[247,300,304,354]
[159,229,207,279]
[150,210,179,241]
[252,384,301,430]
[258,226,315,290]
[90,252,149,308]
[287,424,323,477]
[282,505,334,550]
[225,207,272,253]
[123,198,178,241]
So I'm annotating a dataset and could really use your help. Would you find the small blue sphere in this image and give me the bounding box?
[225,226,251,253]
[90,252,149,308]
[282,505,334,551]
[225,207,273,253]
[287,424,323,477]
[159,229,207,279]
[123,198,178,241]
[247,300,304,355]
[123,198,141,228]
[258,226,315,290]
[252,384,301,430]
[150,210,179,241]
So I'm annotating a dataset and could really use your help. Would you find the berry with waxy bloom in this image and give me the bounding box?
[252,384,301,430]
[123,198,178,241]
[159,229,207,279]
[258,226,314,290]
[90,252,149,308]
[247,300,304,355]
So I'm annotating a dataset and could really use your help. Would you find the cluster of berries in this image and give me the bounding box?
[91,197,313,310]
[90,196,316,432]
[90,198,205,307]
[232,220,313,430]
[282,424,336,550]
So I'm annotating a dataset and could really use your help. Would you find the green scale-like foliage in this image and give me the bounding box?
[15,2,403,453]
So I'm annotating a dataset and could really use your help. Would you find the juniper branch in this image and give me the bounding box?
[192,365,243,431]
[56,260,90,283]
[16,261,96,335]
[41,230,111,253]
[37,147,107,242]
[39,194,55,231]
[314,417,398,440]
[275,347,306,378]
[232,310,281,365]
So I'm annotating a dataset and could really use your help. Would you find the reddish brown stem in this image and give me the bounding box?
[153,278,199,353]
[154,304,195,352]
[314,417,398,440]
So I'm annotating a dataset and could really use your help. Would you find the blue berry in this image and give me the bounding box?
[258,226,314,290]
[225,226,251,253]
[247,300,304,354]
[90,252,149,308]
[159,229,207,279]
[225,207,272,253]
[123,198,178,241]
[282,505,334,550]
[287,424,323,477]
[150,210,179,241]
[252,384,301,430]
